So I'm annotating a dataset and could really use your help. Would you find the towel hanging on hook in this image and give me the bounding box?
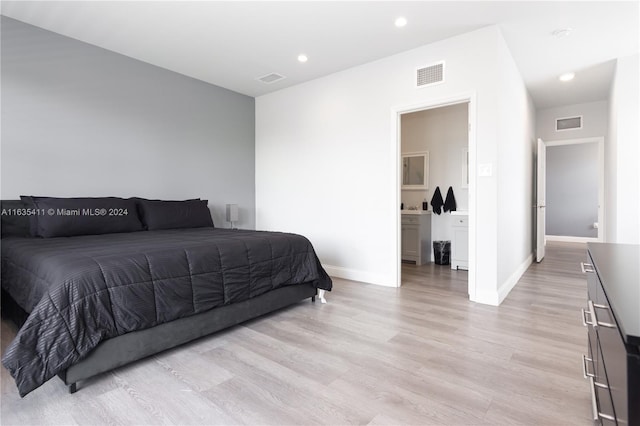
[430,187,444,215]
[444,186,457,212]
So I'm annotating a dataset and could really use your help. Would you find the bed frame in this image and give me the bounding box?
[3,284,325,394]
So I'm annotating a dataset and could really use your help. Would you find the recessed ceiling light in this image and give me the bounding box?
[297,54,308,63]
[559,72,575,82]
[395,17,407,28]
[552,28,573,39]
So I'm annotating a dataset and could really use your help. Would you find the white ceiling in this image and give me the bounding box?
[1,1,638,109]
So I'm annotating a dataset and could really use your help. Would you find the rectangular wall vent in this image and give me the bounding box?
[556,116,582,131]
[257,73,286,84]
[416,61,445,88]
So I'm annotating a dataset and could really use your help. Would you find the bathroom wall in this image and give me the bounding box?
[401,102,469,243]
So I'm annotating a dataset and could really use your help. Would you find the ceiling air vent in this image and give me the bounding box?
[556,116,582,131]
[416,61,445,88]
[257,73,286,84]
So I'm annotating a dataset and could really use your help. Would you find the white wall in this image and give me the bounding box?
[495,32,537,303]
[256,26,534,305]
[401,104,469,246]
[606,54,640,244]
[536,101,609,142]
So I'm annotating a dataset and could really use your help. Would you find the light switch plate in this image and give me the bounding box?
[478,163,493,177]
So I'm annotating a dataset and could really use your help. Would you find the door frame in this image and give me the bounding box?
[391,92,477,299]
[544,137,605,242]
[536,138,546,262]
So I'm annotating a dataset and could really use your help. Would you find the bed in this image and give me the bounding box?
[0,198,332,397]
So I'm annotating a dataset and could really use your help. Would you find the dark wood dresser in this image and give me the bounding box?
[582,243,639,425]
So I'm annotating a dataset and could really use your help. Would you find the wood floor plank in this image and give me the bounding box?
[108,364,229,425]
[1,241,593,425]
[201,343,373,425]
[153,346,234,392]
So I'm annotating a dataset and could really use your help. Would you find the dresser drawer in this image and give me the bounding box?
[595,339,617,424]
[583,331,617,424]
[596,297,629,424]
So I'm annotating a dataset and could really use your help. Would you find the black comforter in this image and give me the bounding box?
[1,228,331,397]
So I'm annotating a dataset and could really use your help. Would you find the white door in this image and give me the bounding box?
[536,138,546,262]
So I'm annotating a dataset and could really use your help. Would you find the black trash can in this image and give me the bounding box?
[433,240,451,265]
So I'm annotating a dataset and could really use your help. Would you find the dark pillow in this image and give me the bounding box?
[19,196,144,238]
[130,197,200,227]
[18,196,39,236]
[1,200,32,238]
[137,199,213,230]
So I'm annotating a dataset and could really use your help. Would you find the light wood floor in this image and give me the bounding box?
[1,242,591,425]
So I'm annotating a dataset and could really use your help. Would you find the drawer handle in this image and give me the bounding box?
[588,376,616,423]
[582,301,596,327]
[582,355,609,387]
[581,308,592,327]
[591,303,617,329]
[588,300,597,329]
[588,377,598,422]
[580,262,594,273]
[581,354,595,378]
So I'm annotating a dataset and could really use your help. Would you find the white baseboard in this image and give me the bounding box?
[327,252,533,303]
[322,264,398,287]
[497,253,533,304]
[471,253,533,306]
[546,235,598,243]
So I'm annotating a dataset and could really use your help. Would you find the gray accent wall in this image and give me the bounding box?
[1,17,255,229]
[546,143,598,237]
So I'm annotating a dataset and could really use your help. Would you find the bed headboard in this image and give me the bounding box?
[1,200,31,238]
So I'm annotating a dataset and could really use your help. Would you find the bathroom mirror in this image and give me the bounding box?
[402,151,429,190]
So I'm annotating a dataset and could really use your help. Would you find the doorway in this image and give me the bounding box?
[392,93,476,299]
[545,137,605,243]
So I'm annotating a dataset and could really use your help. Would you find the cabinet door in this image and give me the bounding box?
[402,225,419,258]
[452,228,468,260]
